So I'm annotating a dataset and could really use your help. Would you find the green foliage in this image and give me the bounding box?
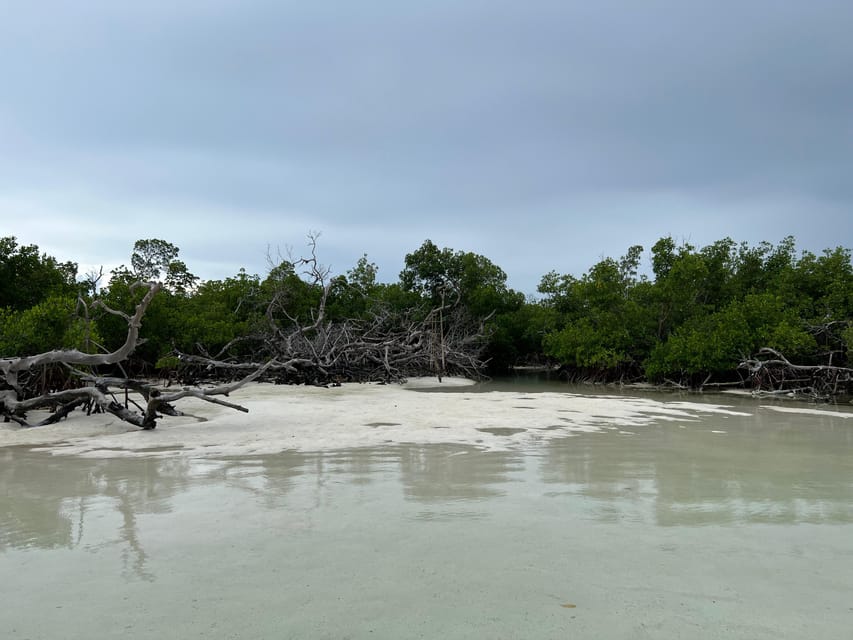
[347,254,379,293]
[400,240,525,369]
[651,242,711,338]
[841,325,853,352]
[539,236,846,382]
[155,355,182,370]
[537,270,578,314]
[324,257,373,321]
[0,237,78,311]
[644,294,816,379]
[400,239,520,318]
[784,247,853,319]
[544,317,629,369]
[261,260,324,327]
[0,295,100,357]
[4,233,849,385]
[539,246,655,372]
[0,238,91,359]
[485,300,559,369]
[174,270,263,356]
[95,242,246,364]
[371,282,423,315]
[95,279,168,364]
[130,238,199,294]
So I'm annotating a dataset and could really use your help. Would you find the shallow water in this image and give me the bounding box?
[2,390,853,639]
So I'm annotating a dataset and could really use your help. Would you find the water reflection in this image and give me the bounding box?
[192,454,307,509]
[397,446,522,502]
[0,450,197,580]
[395,446,523,521]
[2,405,853,579]
[540,415,853,526]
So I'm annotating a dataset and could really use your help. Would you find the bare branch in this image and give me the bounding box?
[0,282,162,392]
[738,347,853,400]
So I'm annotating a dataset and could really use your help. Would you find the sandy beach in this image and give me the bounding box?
[0,377,770,458]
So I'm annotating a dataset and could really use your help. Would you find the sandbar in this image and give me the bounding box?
[1,378,757,458]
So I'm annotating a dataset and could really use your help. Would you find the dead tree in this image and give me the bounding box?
[738,347,853,401]
[1,282,272,429]
[178,236,490,385]
[262,236,487,383]
[179,289,488,385]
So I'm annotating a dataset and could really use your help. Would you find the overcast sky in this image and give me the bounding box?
[2,0,851,294]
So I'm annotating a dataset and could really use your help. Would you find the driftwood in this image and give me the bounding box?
[739,347,853,400]
[0,282,270,429]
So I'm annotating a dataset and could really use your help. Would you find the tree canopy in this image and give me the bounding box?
[1,234,851,401]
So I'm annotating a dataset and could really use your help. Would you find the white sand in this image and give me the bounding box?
[763,405,853,419]
[1,378,755,458]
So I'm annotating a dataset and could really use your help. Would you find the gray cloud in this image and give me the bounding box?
[2,1,851,293]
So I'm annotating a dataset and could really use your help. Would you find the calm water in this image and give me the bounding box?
[2,387,853,639]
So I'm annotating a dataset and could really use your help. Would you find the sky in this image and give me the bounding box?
[2,0,851,295]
